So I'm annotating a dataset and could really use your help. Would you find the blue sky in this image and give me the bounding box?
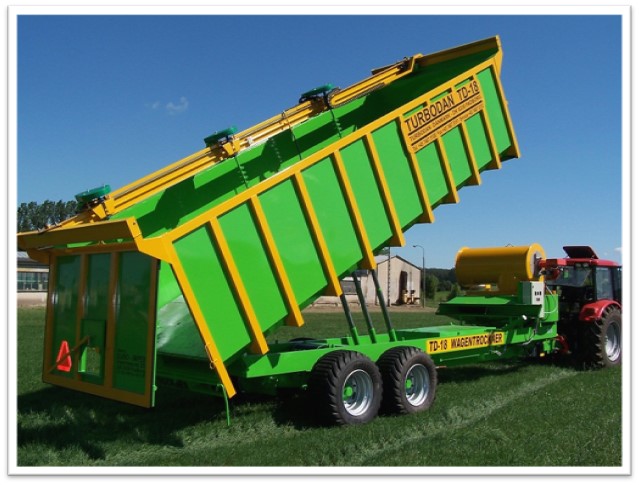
[15,9,626,269]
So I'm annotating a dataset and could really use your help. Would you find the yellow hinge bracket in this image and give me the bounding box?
[87,196,116,221]
[135,234,172,262]
[220,139,242,158]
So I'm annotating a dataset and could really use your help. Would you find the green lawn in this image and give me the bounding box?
[15,307,622,469]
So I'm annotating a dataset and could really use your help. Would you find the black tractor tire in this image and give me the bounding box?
[307,350,382,426]
[580,306,622,368]
[377,346,437,415]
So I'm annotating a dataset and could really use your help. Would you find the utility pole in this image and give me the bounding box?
[413,244,425,307]
[387,247,391,307]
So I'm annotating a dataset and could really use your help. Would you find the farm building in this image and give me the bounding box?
[313,255,422,307]
[17,251,49,307]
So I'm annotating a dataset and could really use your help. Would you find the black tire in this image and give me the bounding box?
[377,346,437,415]
[308,350,382,426]
[580,306,622,368]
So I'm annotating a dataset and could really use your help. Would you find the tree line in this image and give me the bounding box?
[422,267,459,301]
[17,200,78,233]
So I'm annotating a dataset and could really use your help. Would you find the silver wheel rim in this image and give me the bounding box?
[342,369,373,416]
[606,322,621,362]
[405,363,430,407]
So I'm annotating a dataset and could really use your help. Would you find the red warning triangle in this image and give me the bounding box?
[56,340,72,372]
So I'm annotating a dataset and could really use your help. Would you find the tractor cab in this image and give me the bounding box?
[543,246,621,317]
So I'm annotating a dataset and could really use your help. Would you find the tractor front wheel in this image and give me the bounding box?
[580,306,622,368]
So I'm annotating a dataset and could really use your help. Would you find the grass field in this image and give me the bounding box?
[15,306,623,469]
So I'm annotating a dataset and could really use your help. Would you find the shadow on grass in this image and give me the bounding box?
[18,383,323,466]
[270,391,320,430]
[17,385,229,462]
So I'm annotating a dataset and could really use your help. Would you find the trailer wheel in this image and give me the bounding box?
[377,346,437,415]
[581,307,622,368]
[308,350,382,426]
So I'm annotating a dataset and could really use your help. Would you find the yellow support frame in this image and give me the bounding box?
[18,218,142,258]
[416,36,504,74]
[292,171,343,297]
[363,133,406,247]
[459,122,482,186]
[166,244,237,398]
[331,151,377,270]
[488,68,521,160]
[479,108,502,171]
[209,217,270,355]
[41,256,58,377]
[395,117,435,224]
[435,138,461,205]
[248,196,304,327]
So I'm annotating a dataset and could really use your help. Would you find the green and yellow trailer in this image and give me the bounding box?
[18,36,560,425]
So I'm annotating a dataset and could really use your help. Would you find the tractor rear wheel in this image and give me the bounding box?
[377,346,437,415]
[308,350,382,426]
[580,306,622,368]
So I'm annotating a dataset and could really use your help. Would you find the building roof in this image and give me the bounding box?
[374,254,421,270]
[17,251,48,269]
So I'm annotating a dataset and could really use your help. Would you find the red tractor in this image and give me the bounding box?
[541,246,622,368]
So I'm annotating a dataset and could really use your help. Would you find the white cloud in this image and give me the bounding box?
[166,96,189,115]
